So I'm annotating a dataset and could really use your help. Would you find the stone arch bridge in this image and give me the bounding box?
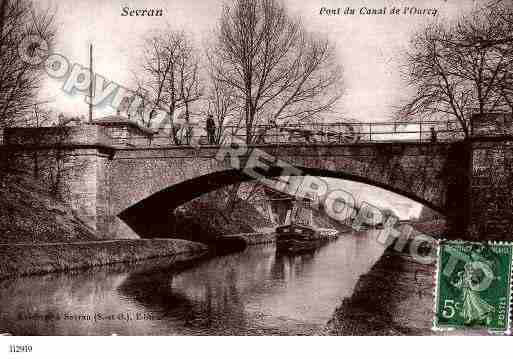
[2,120,512,242]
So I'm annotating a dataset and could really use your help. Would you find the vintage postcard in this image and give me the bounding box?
[0,0,513,346]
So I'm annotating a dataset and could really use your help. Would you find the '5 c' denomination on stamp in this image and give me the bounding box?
[434,241,513,333]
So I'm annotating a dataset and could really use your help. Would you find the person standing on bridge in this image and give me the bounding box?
[256,124,267,144]
[430,126,437,143]
[206,114,216,144]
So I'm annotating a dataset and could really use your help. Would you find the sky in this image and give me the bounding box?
[36,0,482,121]
[33,0,484,217]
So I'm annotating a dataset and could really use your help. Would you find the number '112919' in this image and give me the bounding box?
[9,345,32,353]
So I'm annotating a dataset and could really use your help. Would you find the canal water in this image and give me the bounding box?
[0,230,386,335]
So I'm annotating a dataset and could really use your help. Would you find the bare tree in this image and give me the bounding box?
[204,62,239,144]
[133,28,202,144]
[488,1,513,112]
[399,2,513,137]
[0,0,56,127]
[7,107,88,199]
[177,39,202,144]
[27,104,52,180]
[211,0,343,143]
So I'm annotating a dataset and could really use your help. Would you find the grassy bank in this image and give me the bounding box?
[170,185,274,246]
[0,173,209,280]
[221,232,276,246]
[325,250,436,335]
[0,173,97,244]
[0,239,207,280]
[325,219,449,335]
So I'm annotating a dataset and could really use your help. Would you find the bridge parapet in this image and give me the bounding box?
[91,115,154,147]
[472,113,513,137]
[3,125,113,148]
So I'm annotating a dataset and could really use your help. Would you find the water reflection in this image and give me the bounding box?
[0,230,385,335]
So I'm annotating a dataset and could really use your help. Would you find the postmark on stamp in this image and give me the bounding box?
[434,241,513,333]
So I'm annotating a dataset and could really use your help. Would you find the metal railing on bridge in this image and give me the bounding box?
[138,120,465,147]
[0,119,467,149]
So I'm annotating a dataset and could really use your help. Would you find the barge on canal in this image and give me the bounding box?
[275,197,338,254]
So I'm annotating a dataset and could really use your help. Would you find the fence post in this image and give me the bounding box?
[369,123,372,142]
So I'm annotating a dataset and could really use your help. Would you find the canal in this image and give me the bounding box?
[0,230,386,335]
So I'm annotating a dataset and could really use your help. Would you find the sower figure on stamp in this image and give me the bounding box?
[452,262,495,325]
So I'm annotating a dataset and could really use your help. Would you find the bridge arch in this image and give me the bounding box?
[106,142,469,239]
[118,166,447,239]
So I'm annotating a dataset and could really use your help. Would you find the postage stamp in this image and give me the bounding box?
[434,241,513,333]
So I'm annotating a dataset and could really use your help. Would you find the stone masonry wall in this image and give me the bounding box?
[1,126,114,237]
[3,125,111,147]
[1,147,109,235]
[470,140,513,242]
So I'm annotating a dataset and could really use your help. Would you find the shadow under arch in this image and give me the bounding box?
[118,166,446,239]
